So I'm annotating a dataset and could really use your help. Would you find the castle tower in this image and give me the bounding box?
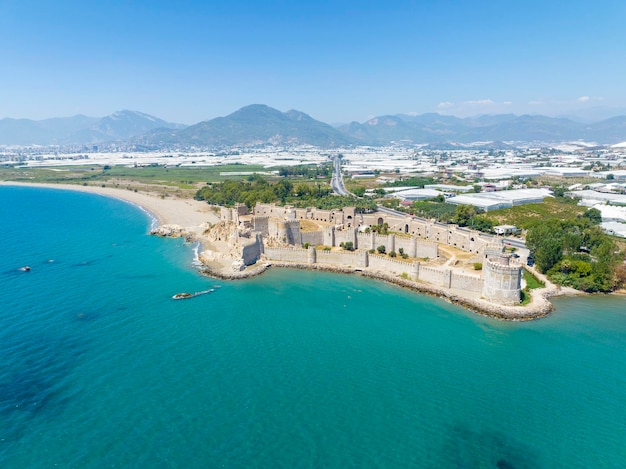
[482,256,522,305]
[323,226,335,247]
[307,246,317,264]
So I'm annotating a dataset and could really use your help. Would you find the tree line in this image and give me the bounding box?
[195,175,376,212]
[525,213,624,292]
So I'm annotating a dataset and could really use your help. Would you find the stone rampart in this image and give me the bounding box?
[301,231,323,246]
[334,228,357,247]
[419,266,449,288]
[264,247,310,263]
[367,254,414,276]
[356,232,374,250]
[316,250,367,268]
[450,272,483,292]
[252,216,269,236]
[415,240,438,259]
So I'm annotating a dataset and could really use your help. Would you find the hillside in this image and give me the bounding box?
[140,104,354,148]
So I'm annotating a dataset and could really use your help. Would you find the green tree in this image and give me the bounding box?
[453,205,477,227]
[582,208,602,225]
[526,221,564,273]
[295,183,310,197]
[351,187,366,197]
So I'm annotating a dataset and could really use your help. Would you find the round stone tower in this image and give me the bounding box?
[482,256,522,305]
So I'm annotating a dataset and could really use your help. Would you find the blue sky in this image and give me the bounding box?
[2,0,625,124]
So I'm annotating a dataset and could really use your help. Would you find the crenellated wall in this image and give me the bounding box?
[253,216,269,236]
[264,247,310,263]
[450,272,484,296]
[368,254,415,277]
[251,203,520,304]
[267,219,302,245]
[418,266,449,288]
[316,249,368,268]
[301,231,324,246]
[261,243,520,304]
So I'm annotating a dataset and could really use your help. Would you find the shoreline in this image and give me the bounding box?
[201,261,560,321]
[0,181,592,321]
[0,181,220,238]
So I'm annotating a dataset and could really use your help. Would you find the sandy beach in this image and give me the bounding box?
[0,182,220,236]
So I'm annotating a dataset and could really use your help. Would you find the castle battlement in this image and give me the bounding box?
[368,253,413,267]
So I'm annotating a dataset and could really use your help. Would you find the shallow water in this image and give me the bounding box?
[1,186,625,468]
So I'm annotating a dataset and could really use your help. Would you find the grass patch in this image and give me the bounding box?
[523,268,545,289]
[0,164,272,191]
[487,197,586,229]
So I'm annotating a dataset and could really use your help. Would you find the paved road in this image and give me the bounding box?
[330,156,352,196]
[503,237,527,249]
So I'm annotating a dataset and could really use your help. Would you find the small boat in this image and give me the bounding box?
[19,266,31,271]
[172,289,215,300]
[172,292,192,300]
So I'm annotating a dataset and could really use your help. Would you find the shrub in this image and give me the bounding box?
[303,242,310,249]
[473,262,483,270]
[389,251,397,258]
[376,245,386,254]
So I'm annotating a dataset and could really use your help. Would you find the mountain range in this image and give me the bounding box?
[0,110,184,146]
[2,105,626,147]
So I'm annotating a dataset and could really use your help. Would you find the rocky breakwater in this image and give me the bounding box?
[150,224,194,241]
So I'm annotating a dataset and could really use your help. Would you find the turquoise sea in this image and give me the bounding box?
[1,186,626,468]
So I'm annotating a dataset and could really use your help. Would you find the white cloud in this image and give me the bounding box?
[463,99,495,106]
[503,101,513,105]
[577,96,590,103]
[437,101,454,109]
[528,100,543,105]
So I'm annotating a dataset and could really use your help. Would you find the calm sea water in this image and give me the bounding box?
[1,186,625,468]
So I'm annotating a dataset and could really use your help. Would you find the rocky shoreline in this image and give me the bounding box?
[199,260,557,321]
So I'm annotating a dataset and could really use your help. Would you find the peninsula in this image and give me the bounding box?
[1,181,567,321]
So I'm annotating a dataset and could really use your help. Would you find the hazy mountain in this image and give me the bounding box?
[560,106,626,123]
[0,115,98,145]
[3,106,626,147]
[0,110,184,145]
[140,104,353,148]
[339,112,626,144]
[580,116,626,142]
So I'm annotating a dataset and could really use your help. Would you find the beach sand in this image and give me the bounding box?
[0,181,220,235]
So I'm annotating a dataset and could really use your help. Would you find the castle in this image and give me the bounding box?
[213,203,522,305]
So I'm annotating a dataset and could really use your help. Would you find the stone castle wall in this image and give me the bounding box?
[418,266,448,288]
[316,249,368,268]
[301,231,324,246]
[253,204,520,304]
[367,254,415,277]
[241,233,264,266]
[264,247,310,263]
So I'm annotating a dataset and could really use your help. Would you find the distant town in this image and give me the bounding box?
[3,141,625,238]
